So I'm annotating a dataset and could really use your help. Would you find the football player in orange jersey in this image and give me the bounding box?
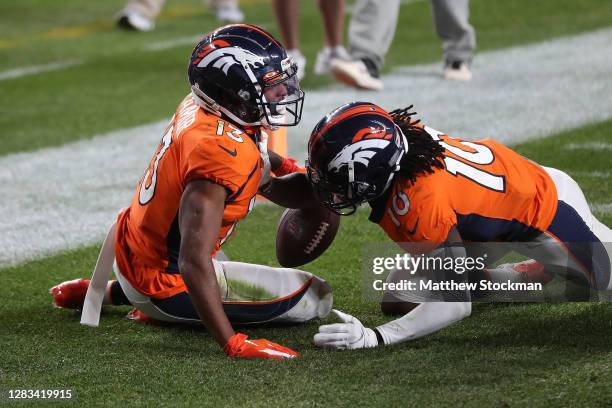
[306,101,611,350]
[50,24,334,359]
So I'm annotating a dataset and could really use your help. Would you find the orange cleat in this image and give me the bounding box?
[127,308,153,323]
[49,278,90,309]
[224,333,299,359]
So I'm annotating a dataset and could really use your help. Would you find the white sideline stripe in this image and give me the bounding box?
[144,24,271,51]
[0,27,274,78]
[592,203,612,215]
[565,142,612,151]
[0,120,167,267]
[0,60,82,81]
[144,35,201,51]
[347,0,425,13]
[2,28,612,267]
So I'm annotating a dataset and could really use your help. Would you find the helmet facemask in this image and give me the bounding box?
[256,58,304,128]
[307,160,393,216]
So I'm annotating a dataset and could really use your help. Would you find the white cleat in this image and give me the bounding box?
[287,49,306,81]
[215,4,244,23]
[330,58,383,91]
[116,11,155,32]
[444,61,472,81]
[314,46,351,75]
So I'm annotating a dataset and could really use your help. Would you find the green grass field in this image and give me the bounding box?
[1,0,611,406]
[2,120,610,407]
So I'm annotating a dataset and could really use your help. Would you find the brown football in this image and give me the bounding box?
[276,205,340,268]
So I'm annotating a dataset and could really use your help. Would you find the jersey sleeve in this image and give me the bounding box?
[183,141,239,193]
[412,203,457,243]
[382,186,457,244]
[181,124,259,195]
[407,198,457,243]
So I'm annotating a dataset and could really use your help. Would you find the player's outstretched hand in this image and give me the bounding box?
[314,309,378,350]
[224,333,299,359]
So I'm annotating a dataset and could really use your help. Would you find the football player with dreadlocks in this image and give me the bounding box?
[306,101,612,350]
[49,24,333,359]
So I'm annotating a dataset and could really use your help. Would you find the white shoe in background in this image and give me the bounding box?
[314,46,351,75]
[287,49,306,81]
[116,11,155,32]
[330,58,383,91]
[215,4,244,23]
[444,61,472,81]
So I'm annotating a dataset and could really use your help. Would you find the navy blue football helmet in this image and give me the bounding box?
[188,24,304,128]
[306,102,408,215]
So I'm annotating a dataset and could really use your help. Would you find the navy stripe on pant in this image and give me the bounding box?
[150,280,311,324]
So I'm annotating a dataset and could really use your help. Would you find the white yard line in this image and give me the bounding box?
[144,35,202,51]
[2,28,612,267]
[143,24,271,51]
[0,60,82,81]
[0,28,274,79]
[565,142,612,151]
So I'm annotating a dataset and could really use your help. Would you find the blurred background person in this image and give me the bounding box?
[331,0,476,90]
[117,0,244,32]
[272,0,349,81]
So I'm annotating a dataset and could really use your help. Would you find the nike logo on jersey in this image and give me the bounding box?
[406,218,419,236]
[218,145,238,157]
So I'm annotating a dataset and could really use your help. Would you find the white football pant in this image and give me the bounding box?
[114,259,333,325]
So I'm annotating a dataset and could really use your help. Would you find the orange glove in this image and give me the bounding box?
[224,333,299,359]
[273,157,306,177]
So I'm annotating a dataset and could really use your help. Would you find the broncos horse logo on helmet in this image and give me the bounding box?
[327,138,392,173]
[306,102,409,215]
[195,44,266,74]
[327,125,397,172]
[188,24,304,128]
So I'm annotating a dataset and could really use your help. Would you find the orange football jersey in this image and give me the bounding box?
[369,125,558,245]
[114,95,265,298]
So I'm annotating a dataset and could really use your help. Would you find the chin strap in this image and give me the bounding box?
[190,86,221,115]
[257,130,271,187]
[190,85,263,128]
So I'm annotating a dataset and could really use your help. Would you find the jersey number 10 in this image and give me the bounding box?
[425,126,506,192]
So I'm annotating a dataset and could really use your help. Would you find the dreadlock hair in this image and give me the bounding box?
[389,106,446,184]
